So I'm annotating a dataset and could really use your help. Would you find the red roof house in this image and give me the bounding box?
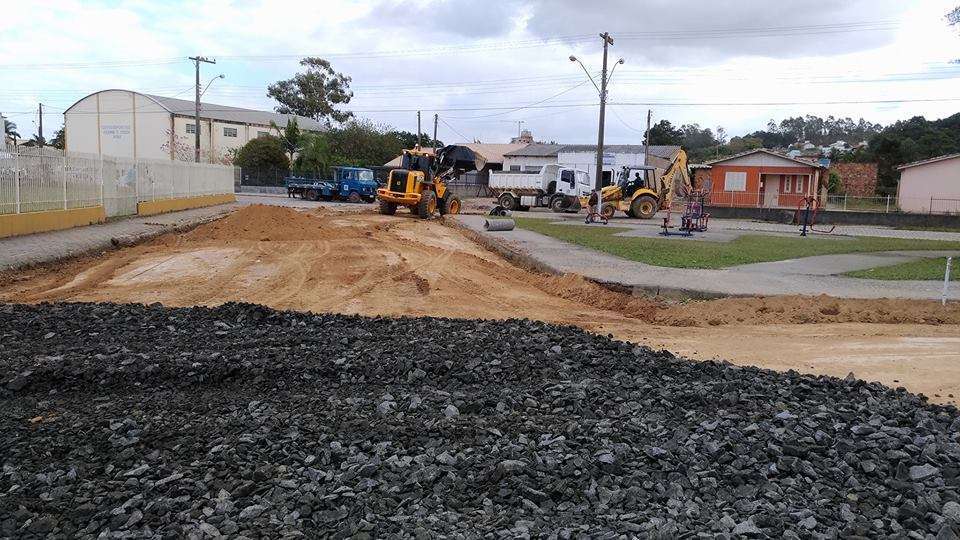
[702,149,826,208]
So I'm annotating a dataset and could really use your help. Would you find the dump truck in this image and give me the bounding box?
[286,166,378,203]
[583,149,692,219]
[377,145,483,218]
[489,164,591,213]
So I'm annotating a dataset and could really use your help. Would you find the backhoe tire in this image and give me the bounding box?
[440,196,462,216]
[600,204,616,220]
[417,190,437,219]
[498,193,517,211]
[378,200,397,215]
[631,195,658,219]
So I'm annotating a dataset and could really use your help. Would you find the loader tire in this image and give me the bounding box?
[417,191,437,219]
[378,200,397,215]
[631,195,658,219]
[440,196,462,216]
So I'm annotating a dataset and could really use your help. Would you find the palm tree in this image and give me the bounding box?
[3,116,20,145]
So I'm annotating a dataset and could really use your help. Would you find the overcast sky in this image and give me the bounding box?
[3,0,960,145]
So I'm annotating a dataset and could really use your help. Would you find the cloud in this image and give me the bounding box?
[522,0,911,64]
[364,0,523,38]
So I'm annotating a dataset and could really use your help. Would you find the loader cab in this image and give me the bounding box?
[399,150,434,182]
[619,166,656,198]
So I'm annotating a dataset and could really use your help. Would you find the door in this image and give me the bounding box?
[763,175,780,208]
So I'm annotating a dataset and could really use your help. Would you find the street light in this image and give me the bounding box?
[201,74,225,98]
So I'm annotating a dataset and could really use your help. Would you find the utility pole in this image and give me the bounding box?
[38,103,44,148]
[595,32,613,191]
[417,110,422,148]
[517,120,524,139]
[189,56,215,162]
[433,114,439,152]
[644,109,652,166]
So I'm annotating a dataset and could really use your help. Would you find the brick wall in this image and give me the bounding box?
[692,169,712,189]
[829,162,877,196]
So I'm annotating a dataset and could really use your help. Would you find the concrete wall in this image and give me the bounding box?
[0,206,106,239]
[502,155,557,172]
[897,158,960,213]
[137,193,235,217]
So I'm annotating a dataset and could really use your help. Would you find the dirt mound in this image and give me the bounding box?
[533,273,662,320]
[654,294,960,326]
[183,204,329,242]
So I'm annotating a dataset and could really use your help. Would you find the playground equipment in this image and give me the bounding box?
[660,190,710,237]
[795,196,836,236]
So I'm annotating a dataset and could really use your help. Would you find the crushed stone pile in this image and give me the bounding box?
[3,302,960,538]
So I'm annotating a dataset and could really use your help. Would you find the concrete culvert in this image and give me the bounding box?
[484,218,515,231]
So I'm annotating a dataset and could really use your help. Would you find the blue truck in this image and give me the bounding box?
[285,166,378,203]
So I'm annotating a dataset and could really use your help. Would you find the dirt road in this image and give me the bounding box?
[3,204,959,402]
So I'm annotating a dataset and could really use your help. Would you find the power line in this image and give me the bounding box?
[438,118,472,142]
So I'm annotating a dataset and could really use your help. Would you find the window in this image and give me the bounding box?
[223,127,238,137]
[359,170,374,181]
[560,169,575,185]
[257,131,269,138]
[783,175,792,193]
[186,123,199,134]
[523,165,542,173]
[796,176,805,194]
[723,171,747,192]
[509,165,521,171]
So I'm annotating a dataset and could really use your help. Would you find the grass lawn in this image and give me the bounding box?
[845,257,959,281]
[515,217,960,269]
[896,225,960,233]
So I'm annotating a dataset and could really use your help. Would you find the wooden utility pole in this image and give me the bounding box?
[38,103,44,148]
[594,32,614,191]
[189,56,215,162]
[417,110,422,148]
[644,109,652,166]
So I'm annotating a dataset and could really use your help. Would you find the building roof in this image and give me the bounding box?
[503,143,563,157]
[143,94,325,131]
[383,143,528,168]
[63,89,325,131]
[704,148,823,168]
[557,144,680,159]
[897,153,960,171]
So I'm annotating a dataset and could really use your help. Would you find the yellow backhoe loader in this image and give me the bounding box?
[377,145,484,219]
[582,149,692,220]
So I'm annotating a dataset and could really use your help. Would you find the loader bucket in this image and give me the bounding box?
[435,145,485,174]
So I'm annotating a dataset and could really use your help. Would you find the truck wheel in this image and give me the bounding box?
[378,200,397,215]
[631,195,658,219]
[347,191,362,204]
[498,193,517,211]
[305,189,319,201]
[440,196,462,215]
[550,195,569,213]
[601,204,616,220]
[417,191,437,219]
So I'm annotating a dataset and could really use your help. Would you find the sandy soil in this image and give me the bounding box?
[2,204,959,403]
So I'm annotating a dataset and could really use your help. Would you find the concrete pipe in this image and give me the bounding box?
[484,218,516,232]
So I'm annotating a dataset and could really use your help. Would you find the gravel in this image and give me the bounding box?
[3,301,960,537]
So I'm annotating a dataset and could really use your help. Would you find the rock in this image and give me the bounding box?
[239,504,267,521]
[733,519,762,535]
[909,464,940,481]
[443,404,459,418]
[944,501,960,523]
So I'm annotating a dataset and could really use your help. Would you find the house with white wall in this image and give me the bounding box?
[897,153,960,214]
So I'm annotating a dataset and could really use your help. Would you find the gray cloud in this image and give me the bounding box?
[366,0,522,38]
[522,0,910,64]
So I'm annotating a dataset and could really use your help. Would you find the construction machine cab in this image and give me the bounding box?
[618,166,657,198]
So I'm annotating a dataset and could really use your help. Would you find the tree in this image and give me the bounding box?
[645,120,683,146]
[3,116,19,142]
[50,128,65,150]
[28,134,46,147]
[235,135,290,171]
[271,118,304,162]
[324,119,403,168]
[295,132,334,176]
[267,57,353,124]
[392,130,443,150]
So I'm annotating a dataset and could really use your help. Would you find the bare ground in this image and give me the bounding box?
[2,204,958,403]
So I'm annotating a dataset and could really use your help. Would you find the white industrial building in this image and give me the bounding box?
[502,144,682,184]
[63,89,323,163]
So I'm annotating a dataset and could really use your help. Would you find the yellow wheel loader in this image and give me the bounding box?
[377,145,484,219]
[581,149,692,220]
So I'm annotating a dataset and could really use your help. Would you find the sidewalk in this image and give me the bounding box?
[0,203,238,271]
[454,215,959,301]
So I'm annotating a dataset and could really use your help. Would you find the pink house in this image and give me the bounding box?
[897,154,960,214]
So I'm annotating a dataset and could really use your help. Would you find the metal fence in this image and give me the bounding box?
[1,145,236,218]
[702,190,960,215]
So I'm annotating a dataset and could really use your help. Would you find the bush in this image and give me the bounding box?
[235,136,290,171]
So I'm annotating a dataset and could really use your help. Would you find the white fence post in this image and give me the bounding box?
[62,152,68,210]
[843,194,848,211]
[99,155,104,208]
[944,257,954,306]
[885,195,890,213]
[14,149,20,214]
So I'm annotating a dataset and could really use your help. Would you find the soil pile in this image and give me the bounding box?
[181,204,330,243]
[4,302,960,537]
[654,294,960,327]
